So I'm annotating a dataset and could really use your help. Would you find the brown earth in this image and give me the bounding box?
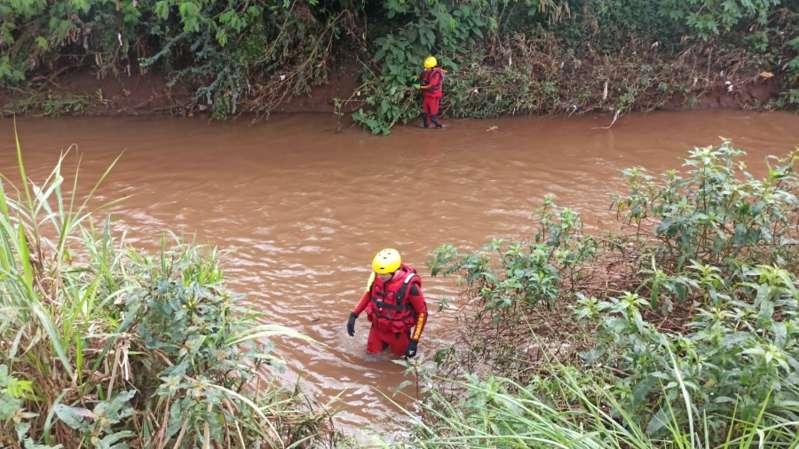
[0,71,186,116]
[0,61,361,118]
[0,63,779,119]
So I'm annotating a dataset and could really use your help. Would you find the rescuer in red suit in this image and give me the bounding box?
[346,248,428,358]
[419,55,445,129]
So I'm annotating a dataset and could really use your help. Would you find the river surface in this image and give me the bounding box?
[2,110,798,441]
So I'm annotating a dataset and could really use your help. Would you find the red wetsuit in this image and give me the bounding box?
[351,264,428,356]
[420,67,444,116]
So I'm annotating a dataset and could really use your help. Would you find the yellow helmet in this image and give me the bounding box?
[372,248,401,274]
[423,56,437,69]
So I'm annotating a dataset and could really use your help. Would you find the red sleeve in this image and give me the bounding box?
[408,282,427,315]
[429,71,442,89]
[408,281,428,341]
[352,290,370,316]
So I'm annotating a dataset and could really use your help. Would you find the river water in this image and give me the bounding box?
[2,110,798,440]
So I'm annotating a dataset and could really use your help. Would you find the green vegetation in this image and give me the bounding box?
[0,126,338,448]
[352,0,799,133]
[2,91,90,117]
[2,1,798,131]
[416,142,799,448]
[0,0,345,119]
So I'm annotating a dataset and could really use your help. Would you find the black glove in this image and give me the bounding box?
[405,339,419,358]
[346,312,357,337]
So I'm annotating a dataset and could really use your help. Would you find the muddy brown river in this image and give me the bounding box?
[2,111,798,441]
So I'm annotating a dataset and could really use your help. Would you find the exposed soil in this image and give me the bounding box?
[657,75,779,111]
[0,61,361,118]
[0,63,780,119]
[276,62,362,113]
[0,71,186,116]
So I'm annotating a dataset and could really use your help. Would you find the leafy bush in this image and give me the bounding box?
[429,195,597,315]
[659,0,780,39]
[417,141,799,448]
[426,196,596,380]
[613,141,799,271]
[0,0,349,117]
[578,264,799,442]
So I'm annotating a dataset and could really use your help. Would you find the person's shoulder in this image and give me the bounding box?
[405,266,423,283]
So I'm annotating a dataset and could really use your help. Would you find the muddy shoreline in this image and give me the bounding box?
[0,67,781,122]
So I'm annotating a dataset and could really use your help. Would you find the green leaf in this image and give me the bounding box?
[178,1,202,33]
[53,404,92,431]
[98,430,134,449]
[34,36,49,50]
[0,398,21,421]
[215,29,228,47]
[70,0,90,13]
[166,399,183,440]
[17,224,33,290]
[155,0,171,19]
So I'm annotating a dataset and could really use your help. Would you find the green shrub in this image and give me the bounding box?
[429,195,597,315]
[417,142,799,448]
[0,0,348,118]
[578,264,799,442]
[613,141,799,271]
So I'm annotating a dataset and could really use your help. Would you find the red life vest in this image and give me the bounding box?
[420,67,444,98]
[366,263,421,333]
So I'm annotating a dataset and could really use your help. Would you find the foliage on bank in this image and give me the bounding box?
[350,0,799,133]
[416,142,799,447]
[1,0,351,119]
[2,1,798,131]
[0,129,338,448]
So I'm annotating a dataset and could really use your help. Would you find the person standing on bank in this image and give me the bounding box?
[346,249,428,358]
[418,55,445,129]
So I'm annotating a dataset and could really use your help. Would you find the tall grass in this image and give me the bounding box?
[403,367,799,449]
[0,122,338,449]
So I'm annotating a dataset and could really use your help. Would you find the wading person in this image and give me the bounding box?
[346,248,428,358]
[418,55,445,128]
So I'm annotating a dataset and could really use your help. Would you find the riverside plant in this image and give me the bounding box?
[429,195,597,315]
[426,195,598,382]
[400,366,799,449]
[612,141,799,273]
[0,125,337,449]
[416,141,799,448]
[576,263,799,445]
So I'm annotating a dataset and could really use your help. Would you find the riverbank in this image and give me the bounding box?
[2,1,796,133]
[0,65,361,118]
[0,62,783,125]
[409,138,799,448]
